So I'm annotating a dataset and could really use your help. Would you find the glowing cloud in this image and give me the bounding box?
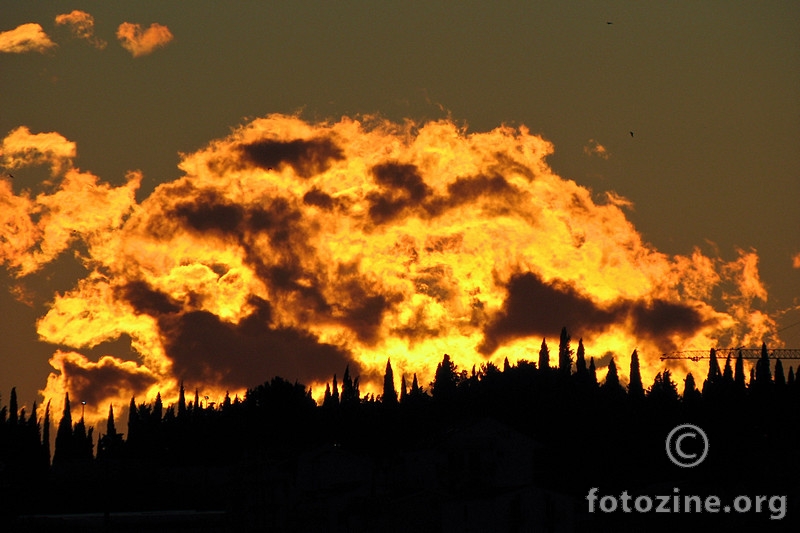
[55,10,107,49]
[116,22,173,57]
[584,139,609,160]
[0,127,140,276]
[1,126,76,175]
[793,253,800,269]
[10,114,775,427]
[0,23,57,54]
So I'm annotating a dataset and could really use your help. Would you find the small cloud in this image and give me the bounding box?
[0,23,57,54]
[603,190,634,210]
[55,10,107,50]
[793,253,800,269]
[116,22,173,57]
[1,126,76,175]
[584,139,610,160]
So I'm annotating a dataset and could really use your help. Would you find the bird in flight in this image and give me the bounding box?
[607,21,613,25]
[629,131,634,137]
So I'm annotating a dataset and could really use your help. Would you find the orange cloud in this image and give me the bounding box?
[1,126,76,175]
[0,23,57,54]
[584,139,610,159]
[14,114,778,427]
[55,10,107,49]
[41,351,160,425]
[0,128,140,276]
[116,22,173,57]
[793,253,800,269]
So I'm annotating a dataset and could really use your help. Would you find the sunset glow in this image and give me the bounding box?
[0,115,780,426]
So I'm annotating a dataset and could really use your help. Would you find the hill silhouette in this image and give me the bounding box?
[1,336,799,531]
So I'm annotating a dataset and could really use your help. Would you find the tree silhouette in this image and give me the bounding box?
[9,387,18,426]
[575,338,587,376]
[558,327,573,377]
[682,372,701,404]
[649,370,679,405]
[734,348,746,390]
[399,374,408,403]
[722,353,734,384]
[178,381,187,419]
[432,354,459,401]
[382,359,398,406]
[332,374,340,405]
[774,359,786,388]
[42,400,51,467]
[538,338,550,371]
[341,365,360,407]
[627,349,644,400]
[602,357,621,392]
[52,393,73,468]
[753,342,772,394]
[588,357,598,387]
[703,348,721,397]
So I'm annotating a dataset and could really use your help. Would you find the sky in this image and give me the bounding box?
[1,1,798,425]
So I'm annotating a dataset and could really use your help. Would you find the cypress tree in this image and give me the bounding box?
[538,339,550,371]
[409,373,425,401]
[774,359,786,388]
[602,358,622,393]
[107,403,117,437]
[42,400,51,467]
[734,349,746,390]
[788,366,795,387]
[649,370,679,404]
[683,372,701,403]
[754,342,772,390]
[558,327,572,377]
[628,349,644,400]
[432,354,458,401]
[153,392,163,422]
[193,389,201,414]
[73,415,93,463]
[722,353,734,383]
[588,357,598,387]
[332,374,340,405]
[382,359,398,406]
[341,365,360,406]
[127,397,139,443]
[9,387,18,425]
[53,392,73,468]
[178,381,187,419]
[575,338,587,375]
[707,348,721,384]
[400,374,408,403]
[323,384,332,406]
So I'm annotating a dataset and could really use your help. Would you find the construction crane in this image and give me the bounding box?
[660,348,800,362]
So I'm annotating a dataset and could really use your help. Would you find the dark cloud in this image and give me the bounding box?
[480,272,712,355]
[118,280,181,315]
[173,191,244,235]
[238,137,344,178]
[55,354,158,407]
[446,174,516,205]
[335,284,394,345]
[247,198,303,245]
[368,162,431,224]
[479,272,615,354]
[628,299,709,348]
[159,297,354,389]
[302,187,335,210]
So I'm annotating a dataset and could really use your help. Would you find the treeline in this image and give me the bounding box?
[1,329,799,521]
